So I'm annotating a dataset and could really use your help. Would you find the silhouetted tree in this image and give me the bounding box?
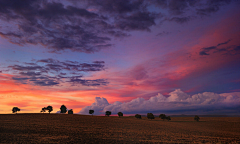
[166,116,171,121]
[41,106,53,114]
[105,111,111,117]
[41,107,46,113]
[60,105,67,113]
[12,107,20,114]
[147,113,154,120]
[194,115,200,122]
[68,109,73,114]
[89,110,94,116]
[159,114,167,121]
[118,112,123,117]
[46,106,53,114]
[135,114,142,119]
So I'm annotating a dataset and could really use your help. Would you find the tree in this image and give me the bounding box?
[105,111,111,117]
[166,116,171,121]
[46,106,53,114]
[194,115,200,122]
[12,107,20,114]
[68,109,73,114]
[147,113,154,120]
[89,110,94,116]
[118,112,123,117]
[41,106,53,114]
[60,105,67,113]
[41,107,46,113]
[159,114,167,121]
[135,114,142,119]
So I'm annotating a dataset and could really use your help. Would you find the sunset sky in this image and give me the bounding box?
[0,0,240,115]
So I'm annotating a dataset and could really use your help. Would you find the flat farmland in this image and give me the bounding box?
[0,114,239,143]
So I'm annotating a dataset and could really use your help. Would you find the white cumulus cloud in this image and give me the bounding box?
[79,89,240,115]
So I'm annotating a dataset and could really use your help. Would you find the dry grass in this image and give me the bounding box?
[0,114,239,143]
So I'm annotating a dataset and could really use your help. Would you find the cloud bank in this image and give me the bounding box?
[0,0,233,53]
[79,89,240,115]
[4,58,107,86]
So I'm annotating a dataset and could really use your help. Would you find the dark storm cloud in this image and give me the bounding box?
[6,59,107,86]
[0,0,234,53]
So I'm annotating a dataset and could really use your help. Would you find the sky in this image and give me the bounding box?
[0,0,240,115]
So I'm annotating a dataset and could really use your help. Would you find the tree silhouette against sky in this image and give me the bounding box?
[12,107,20,114]
[60,105,67,113]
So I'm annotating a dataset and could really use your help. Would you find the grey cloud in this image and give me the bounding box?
[0,0,234,53]
[6,59,107,87]
[199,39,234,56]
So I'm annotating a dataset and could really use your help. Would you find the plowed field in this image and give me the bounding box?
[0,114,239,143]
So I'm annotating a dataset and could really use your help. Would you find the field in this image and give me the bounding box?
[0,114,240,143]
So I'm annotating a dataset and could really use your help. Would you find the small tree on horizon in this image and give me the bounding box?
[68,109,73,114]
[47,106,53,114]
[159,114,167,121]
[89,110,94,116]
[12,107,20,114]
[118,112,123,117]
[105,111,111,117]
[41,106,53,114]
[166,116,171,121]
[60,105,67,113]
[147,113,155,120]
[135,114,142,119]
[194,115,200,122]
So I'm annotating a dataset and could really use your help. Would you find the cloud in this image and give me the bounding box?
[0,0,235,53]
[79,97,110,115]
[199,39,233,55]
[4,59,107,86]
[79,89,240,115]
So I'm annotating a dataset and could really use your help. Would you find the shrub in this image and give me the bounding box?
[194,115,200,121]
[135,114,142,119]
[68,109,73,114]
[147,113,154,120]
[118,112,123,117]
[105,111,111,117]
[89,110,94,116]
[159,114,167,120]
[166,116,171,121]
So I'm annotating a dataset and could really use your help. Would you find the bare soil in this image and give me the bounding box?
[0,114,239,143]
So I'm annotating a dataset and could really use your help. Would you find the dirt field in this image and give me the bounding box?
[0,114,239,143]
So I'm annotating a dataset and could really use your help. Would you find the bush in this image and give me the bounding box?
[194,115,200,121]
[147,113,154,120]
[166,116,171,121]
[68,109,73,114]
[159,114,167,120]
[89,110,94,116]
[135,114,142,119]
[118,112,123,117]
[105,111,111,117]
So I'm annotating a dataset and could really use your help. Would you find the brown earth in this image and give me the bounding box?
[0,114,240,143]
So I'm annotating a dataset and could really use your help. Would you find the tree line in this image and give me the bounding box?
[88,110,200,121]
[12,105,73,114]
[11,106,200,121]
